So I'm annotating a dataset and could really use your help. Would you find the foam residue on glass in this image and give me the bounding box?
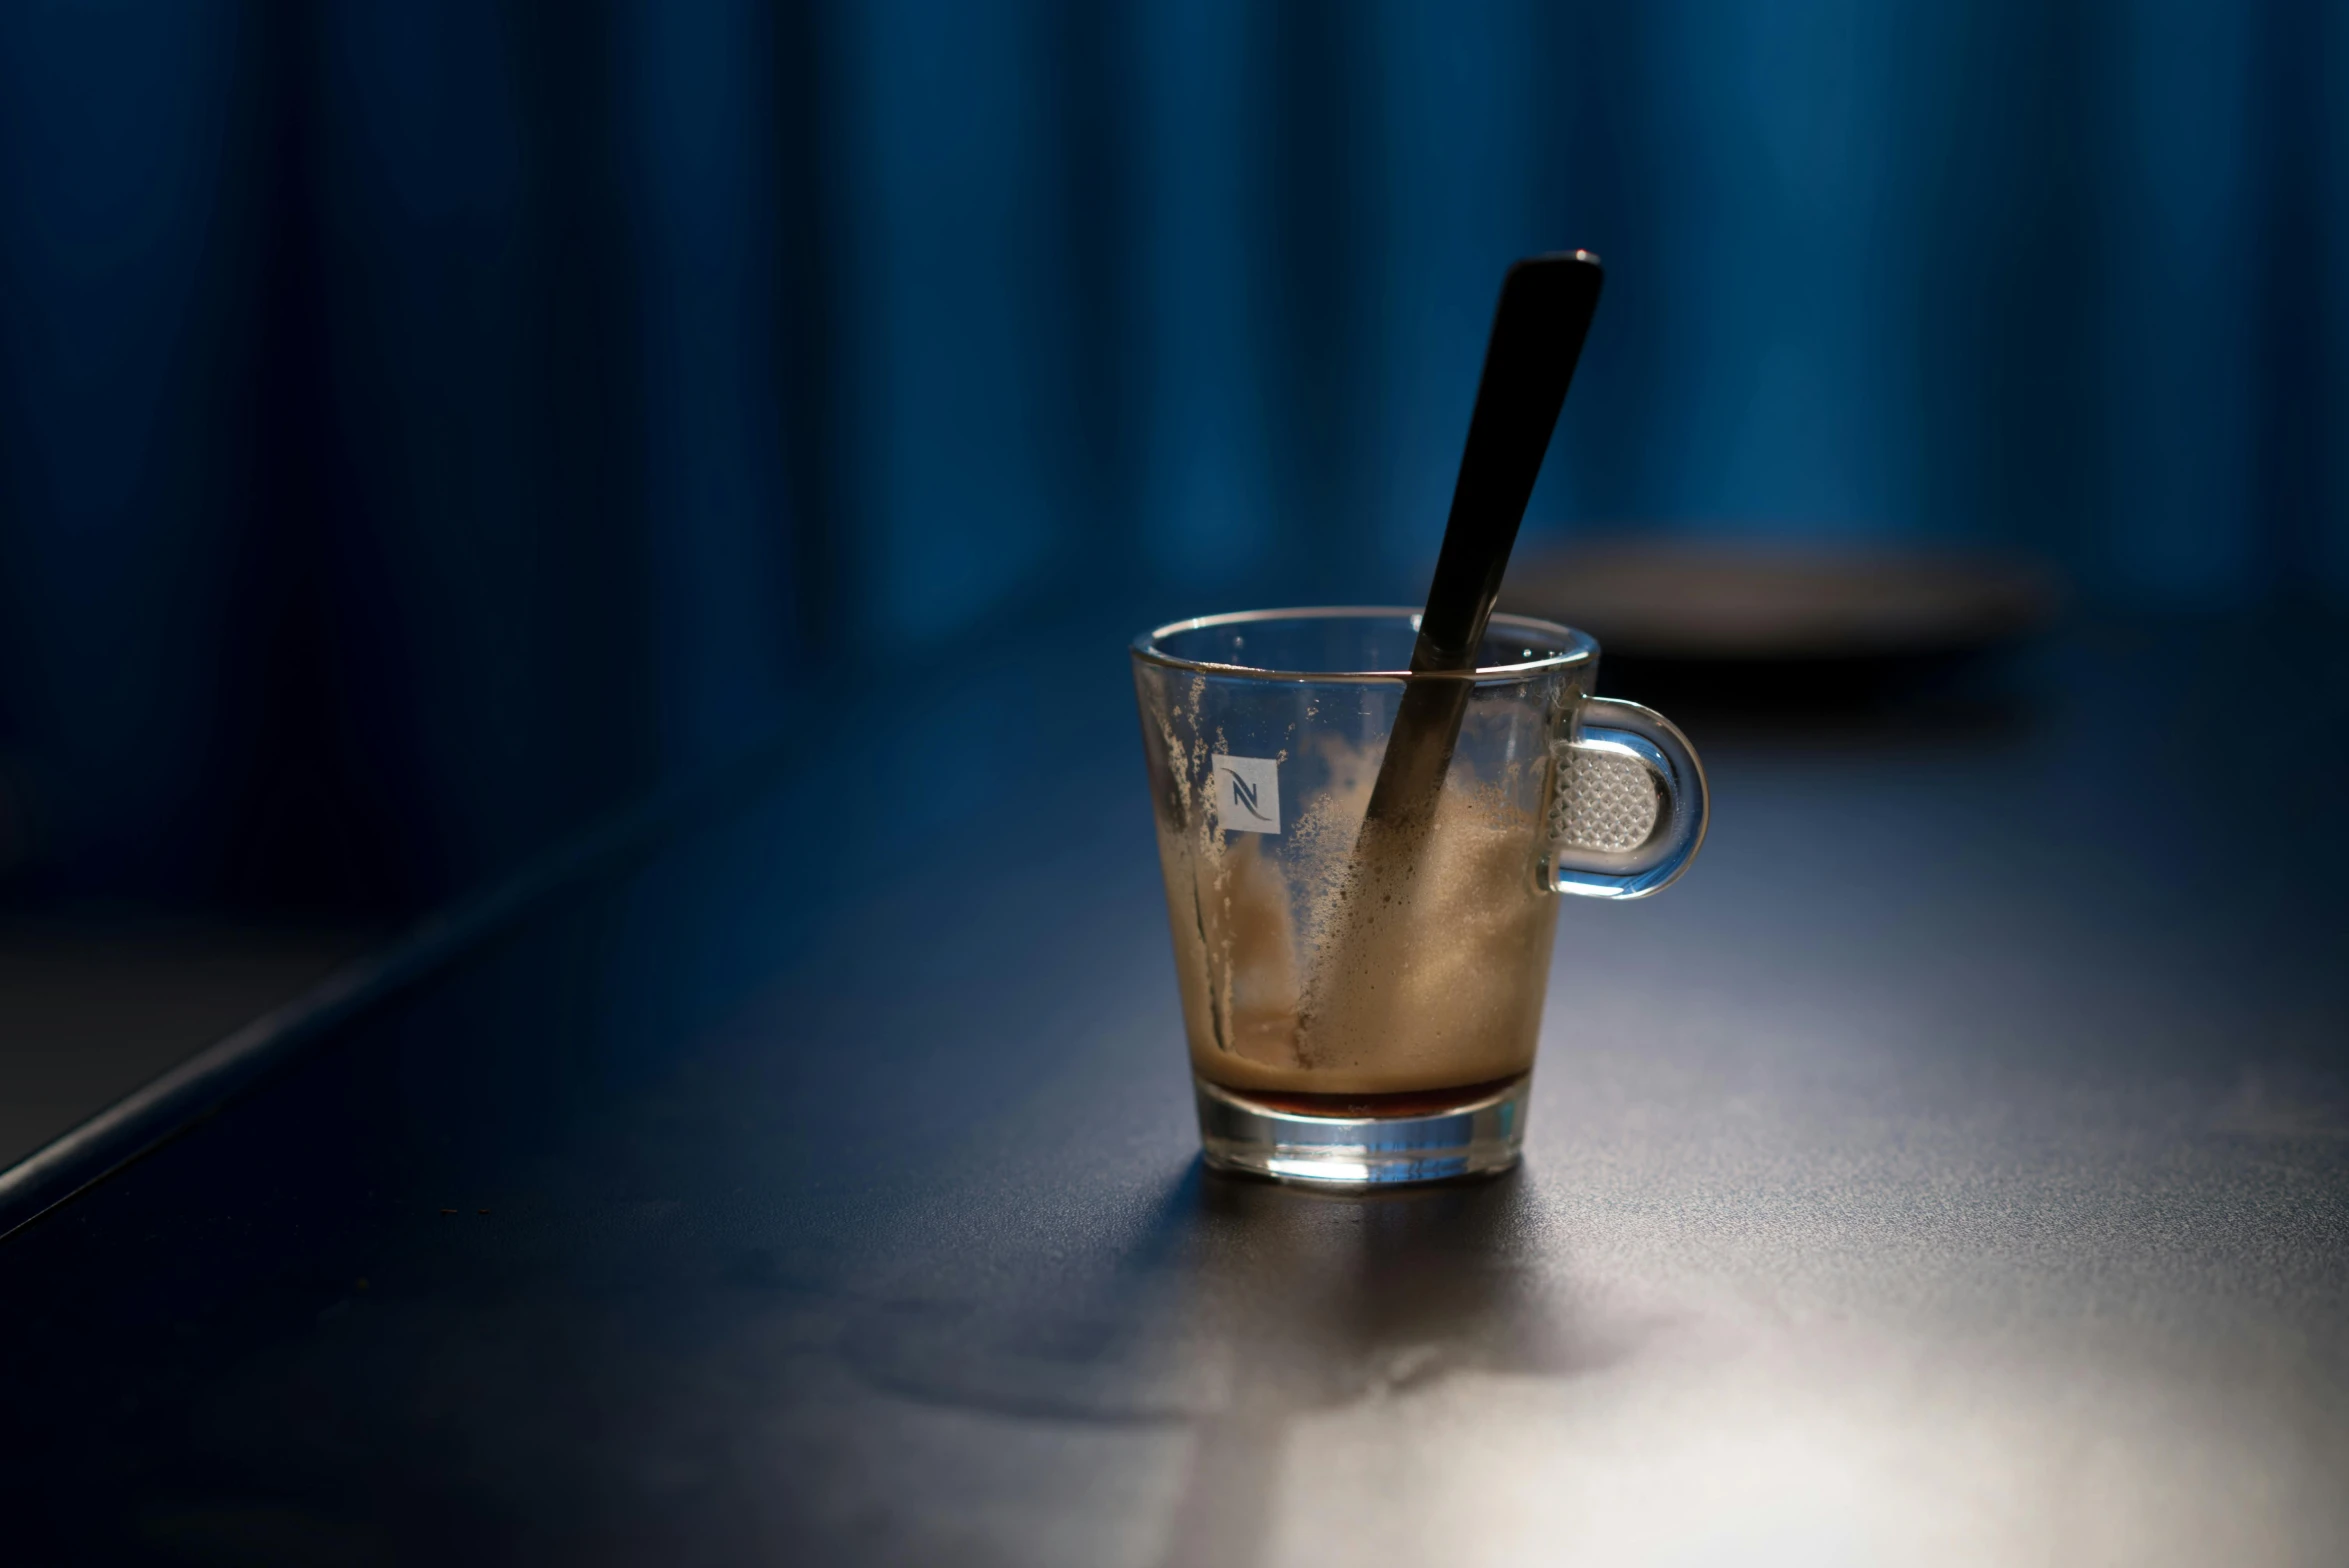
[1153,727,1558,1097]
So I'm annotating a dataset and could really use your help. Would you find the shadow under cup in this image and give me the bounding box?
[1131,608,1707,1187]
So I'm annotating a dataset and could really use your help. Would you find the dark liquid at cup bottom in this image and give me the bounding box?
[1212,1072,1527,1120]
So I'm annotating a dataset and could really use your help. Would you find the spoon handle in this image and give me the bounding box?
[1363,253,1603,833]
[1412,250,1605,672]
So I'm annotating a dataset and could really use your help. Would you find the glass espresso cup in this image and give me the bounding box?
[1132,608,1706,1186]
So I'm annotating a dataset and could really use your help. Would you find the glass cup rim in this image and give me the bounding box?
[1131,605,1598,683]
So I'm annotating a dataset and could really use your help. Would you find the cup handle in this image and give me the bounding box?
[1545,696,1709,900]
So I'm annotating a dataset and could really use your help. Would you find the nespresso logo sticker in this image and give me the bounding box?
[1211,754,1279,834]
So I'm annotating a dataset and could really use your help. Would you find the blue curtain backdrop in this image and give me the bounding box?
[0,0,2343,912]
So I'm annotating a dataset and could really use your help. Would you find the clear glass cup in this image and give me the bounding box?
[1131,608,1707,1186]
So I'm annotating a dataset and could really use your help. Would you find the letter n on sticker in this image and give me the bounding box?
[1211,754,1280,834]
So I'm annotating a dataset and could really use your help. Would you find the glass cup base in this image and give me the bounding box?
[1193,1072,1530,1188]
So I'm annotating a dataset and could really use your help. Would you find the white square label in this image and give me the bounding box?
[1210,754,1280,834]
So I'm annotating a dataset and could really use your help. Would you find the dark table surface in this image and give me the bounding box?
[3,612,2346,1566]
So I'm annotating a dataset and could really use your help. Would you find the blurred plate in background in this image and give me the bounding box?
[1501,539,2057,662]
[1498,538,2060,727]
